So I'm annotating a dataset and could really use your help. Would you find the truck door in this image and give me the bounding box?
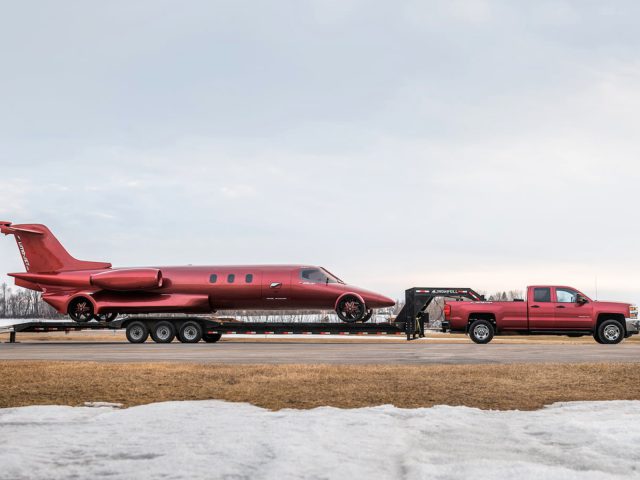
[553,287,593,330]
[528,287,555,329]
[261,268,292,305]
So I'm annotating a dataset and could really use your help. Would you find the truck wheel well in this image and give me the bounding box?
[597,314,626,333]
[467,314,496,332]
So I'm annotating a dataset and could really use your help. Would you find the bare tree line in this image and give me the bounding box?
[0,283,64,319]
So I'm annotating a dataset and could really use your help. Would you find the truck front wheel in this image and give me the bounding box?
[469,319,495,344]
[596,319,624,344]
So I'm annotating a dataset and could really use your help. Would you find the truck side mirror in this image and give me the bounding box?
[576,294,588,305]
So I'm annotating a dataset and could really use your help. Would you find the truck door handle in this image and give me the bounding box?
[531,305,540,309]
[270,282,282,289]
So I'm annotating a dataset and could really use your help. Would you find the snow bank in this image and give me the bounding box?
[1,401,639,479]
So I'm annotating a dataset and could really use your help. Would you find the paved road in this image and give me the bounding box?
[1,341,640,364]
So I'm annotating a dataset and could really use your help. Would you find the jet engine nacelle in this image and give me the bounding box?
[90,268,163,291]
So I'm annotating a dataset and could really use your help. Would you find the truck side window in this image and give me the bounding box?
[209,274,217,283]
[533,288,551,303]
[556,288,578,303]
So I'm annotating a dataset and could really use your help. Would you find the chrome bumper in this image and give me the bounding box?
[626,318,640,335]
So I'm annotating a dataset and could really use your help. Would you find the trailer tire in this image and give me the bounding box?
[126,321,149,343]
[203,333,222,343]
[469,319,494,344]
[596,319,624,344]
[178,321,203,343]
[150,321,176,343]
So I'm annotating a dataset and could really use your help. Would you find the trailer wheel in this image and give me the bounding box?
[68,297,94,322]
[94,313,118,322]
[596,319,624,344]
[203,333,222,343]
[336,296,366,323]
[126,321,149,343]
[150,321,176,343]
[469,319,494,344]
[178,321,203,343]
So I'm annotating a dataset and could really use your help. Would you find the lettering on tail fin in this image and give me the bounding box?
[16,235,30,271]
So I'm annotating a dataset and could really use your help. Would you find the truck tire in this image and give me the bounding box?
[126,321,149,343]
[178,321,203,343]
[469,319,494,344]
[596,319,624,344]
[150,321,176,343]
[203,333,222,343]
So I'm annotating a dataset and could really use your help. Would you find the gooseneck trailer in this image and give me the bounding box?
[3,287,480,343]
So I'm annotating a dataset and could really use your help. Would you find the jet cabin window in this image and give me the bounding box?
[209,274,217,284]
[245,274,253,283]
[556,288,579,303]
[533,288,551,303]
[227,274,235,283]
[300,268,342,284]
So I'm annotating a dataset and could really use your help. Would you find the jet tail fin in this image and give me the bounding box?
[0,222,111,273]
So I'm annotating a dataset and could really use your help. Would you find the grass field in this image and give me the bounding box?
[2,361,640,410]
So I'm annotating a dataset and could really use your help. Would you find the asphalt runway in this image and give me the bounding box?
[1,342,640,364]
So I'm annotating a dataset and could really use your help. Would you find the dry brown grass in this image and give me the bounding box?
[1,361,640,411]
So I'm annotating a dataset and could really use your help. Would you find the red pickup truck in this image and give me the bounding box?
[443,285,639,344]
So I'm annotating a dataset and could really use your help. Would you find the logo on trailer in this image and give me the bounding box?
[16,235,30,271]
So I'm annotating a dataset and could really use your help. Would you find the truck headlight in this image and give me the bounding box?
[631,305,638,320]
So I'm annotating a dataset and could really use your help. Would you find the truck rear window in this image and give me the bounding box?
[533,288,551,302]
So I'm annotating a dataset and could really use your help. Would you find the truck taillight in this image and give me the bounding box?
[631,305,638,320]
[444,304,451,320]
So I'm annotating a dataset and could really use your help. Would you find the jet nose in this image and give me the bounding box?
[366,293,396,308]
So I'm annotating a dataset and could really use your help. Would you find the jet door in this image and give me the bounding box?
[261,268,291,305]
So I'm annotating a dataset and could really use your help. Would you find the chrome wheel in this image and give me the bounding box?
[474,324,490,341]
[183,325,198,342]
[129,325,145,342]
[156,325,172,341]
[603,324,621,342]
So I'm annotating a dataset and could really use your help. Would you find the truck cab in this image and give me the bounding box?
[444,285,639,344]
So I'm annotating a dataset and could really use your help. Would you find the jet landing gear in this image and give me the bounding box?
[94,313,118,322]
[336,296,373,323]
[68,297,94,322]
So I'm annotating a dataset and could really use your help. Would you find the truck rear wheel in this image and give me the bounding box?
[596,319,624,344]
[178,321,203,343]
[126,321,149,343]
[150,321,176,343]
[469,319,494,344]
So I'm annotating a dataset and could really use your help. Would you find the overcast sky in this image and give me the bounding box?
[2,1,640,303]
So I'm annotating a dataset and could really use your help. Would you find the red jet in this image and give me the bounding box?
[0,222,394,323]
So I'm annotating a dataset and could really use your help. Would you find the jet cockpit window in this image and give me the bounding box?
[300,268,343,284]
